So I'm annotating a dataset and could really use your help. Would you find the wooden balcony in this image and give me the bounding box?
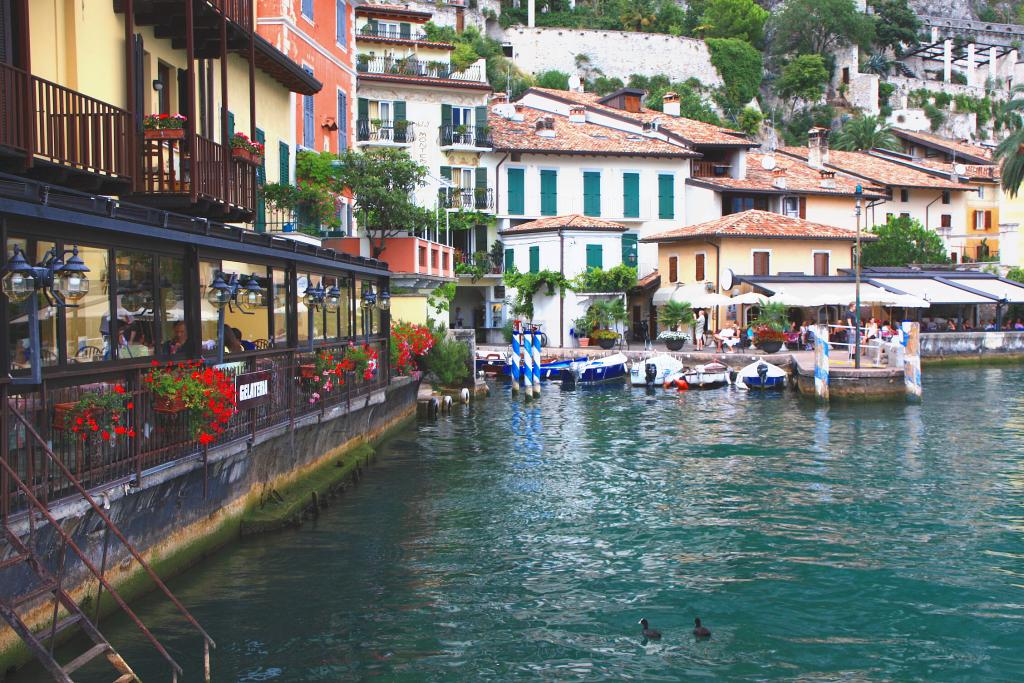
[113,0,254,58]
[692,160,732,179]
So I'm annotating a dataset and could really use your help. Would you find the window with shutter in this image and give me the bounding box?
[621,233,637,268]
[226,110,235,138]
[799,196,807,219]
[529,246,540,273]
[753,251,770,276]
[475,167,488,209]
[658,174,674,219]
[302,0,314,19]
[623,173,639,218]
[586,244,602,270]
[474,224,489,254]
[668,256,678,283]
[504,248,514,272]
[695,253,705,281]
[279,142,289,183]
[941,214,951,228]
[400,22,411,39]
[302,67,315,148]
[337,1,347,45]
[985,210,993,229]
[0,1,11,65]
[813,252,830,276]
[583,171,601,217]
[337,92,348,150]
[507,168,525,215]
[540,170,557,216]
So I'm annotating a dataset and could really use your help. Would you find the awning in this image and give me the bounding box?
[749,280,929,307]
[652,284,731,307]
[944,277,1024,304]
[872,278,992,305]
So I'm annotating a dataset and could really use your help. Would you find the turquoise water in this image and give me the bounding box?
[31,366,1024,681]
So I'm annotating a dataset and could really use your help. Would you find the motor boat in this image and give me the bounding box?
[736,360,787,390]
[475,352,507,376]
[504,355,588,381]
[681,361,730,389]
[560,353,629,388]
[630,354,684,387]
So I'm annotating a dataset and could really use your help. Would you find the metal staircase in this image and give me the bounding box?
[0,403,215,682]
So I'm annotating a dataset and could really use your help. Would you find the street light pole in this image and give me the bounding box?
[854,185,863,369]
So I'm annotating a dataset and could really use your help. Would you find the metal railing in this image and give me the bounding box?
[359,24,428,41]
[440,187,493,210]
[356,56,482,82]
[439,124,492,148]
[356,119,416,144]
[455,251,503,275]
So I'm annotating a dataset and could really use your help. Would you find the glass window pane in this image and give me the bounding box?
[199,260,221,354]
[221,261,270,353]
[338,277,351,338]
[7,239,58,370]
[114,250,156,360]
[297,272,310,345]
[311,274,326,341]
[353,280,364,339]
[159,256,187,355]
[272,268,287,348]
[65,245,110,363]
[324,276,339,339]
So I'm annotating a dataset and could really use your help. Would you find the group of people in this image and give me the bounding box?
[101,318,259,359]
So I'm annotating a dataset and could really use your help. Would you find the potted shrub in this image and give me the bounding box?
[754,325,786,354]
[143,361,236,445]
[230,132,264,164]
[590,328,618,350]
[391,321,434,376]
[393,118,410,142]
[751,300,789,354]
[657,300,695,351]
[53,385,134,442]
[573,316,591,347]
[143,113,186,140]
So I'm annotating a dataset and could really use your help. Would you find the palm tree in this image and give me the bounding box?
[657,300,695,331]
[831,115,901,151]
[994,86,1024,196]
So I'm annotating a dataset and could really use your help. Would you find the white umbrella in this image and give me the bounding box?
[728,292,769,305]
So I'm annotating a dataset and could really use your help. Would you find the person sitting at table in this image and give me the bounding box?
[123,321,154,358]
[223,325,245,354]
[165,320,188,355]
[232,327,257,351]
[714,322,739,352]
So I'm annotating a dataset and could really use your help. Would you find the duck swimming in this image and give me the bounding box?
[638,618,662,640]
[693,617,711,639]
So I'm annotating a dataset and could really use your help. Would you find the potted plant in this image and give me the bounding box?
[754,325,786,354]
[393,118,410,142]
[54,385,135,442]
[751,300,789,354]
[143,113,186,140]
[657,300,695,351]
[573,316,591,347]
[143,361,236,445]
[391,321,434,376]
[590,328,618,350]
[343,343,380,382]
[230,132,264,164]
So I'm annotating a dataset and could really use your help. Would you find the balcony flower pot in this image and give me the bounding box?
[232,147,260,164]
[144,128,185,140]
[298,363,318,380]
[53,402,94,431]
[153,397,188,415]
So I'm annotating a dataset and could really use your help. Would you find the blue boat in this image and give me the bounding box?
[736,360,787,390]
[504,356,588,380]
[562,353,629,387]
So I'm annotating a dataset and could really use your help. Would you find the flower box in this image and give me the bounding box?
[232,147,259,164]
[299,363,318,380]
[53,402,95,431]
[153,397,188,415]
[144,128,185,140]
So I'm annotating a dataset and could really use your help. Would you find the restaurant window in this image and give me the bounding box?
[65,245,111,363]
[338,277,352,337]
[159,256,187,355]
[695,253,706,282]
[297,271,311,346]
[668,256,678,283]
[6,238,58,371]
[753,251,770,276]
[114,250,155,360]
[813,252,830,276]
[272,269,287,347]
[200,260,271,355]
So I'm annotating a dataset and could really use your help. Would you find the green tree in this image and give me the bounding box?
[776,54,828,107]
[862,216,951,267]
[706,38,763,113]
[535,70,571,90]
[770,0,875,56]
[994,86,1024,196]
[331,148,432,258]
[700,0,768,45]
[869,0,920,54]
[735,106,763,135]
[657,300,695,330]
[832,115,900,151]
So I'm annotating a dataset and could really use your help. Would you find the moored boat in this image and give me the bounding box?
[561,353,629,387]
[630,354,684,387]
[736,360,787,390]
[682,361,730,389]
[503,355,588,380]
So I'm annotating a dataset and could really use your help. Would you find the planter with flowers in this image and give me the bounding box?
[753,325,785,354]
[230,132,264,164]
[143,113,186,140]
[143,361,236,445]
[657,330,691,351]
[344,343,379,383]
[590,328,619,350]
[54,384,135,443]
[391,322,433,376]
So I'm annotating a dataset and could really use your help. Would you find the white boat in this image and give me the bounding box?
[682,361,730,389]
[561,353,629,387]
[736,360,787,390]
[630,354,685,386]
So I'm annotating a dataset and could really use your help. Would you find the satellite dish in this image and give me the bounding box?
[721,268,735,291]
[761,155,777,171]
[954,163,967,176]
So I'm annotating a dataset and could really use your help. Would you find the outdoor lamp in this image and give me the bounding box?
[304,280,325,310]
[238,273,265,311]
[376,289,390,311]
[206,272,235,308]
[324,284,342,313]
[1,245,37,303]
[53,247,90,303]
[361,285,377,309]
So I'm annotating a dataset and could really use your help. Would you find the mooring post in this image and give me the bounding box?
[813,324,830,402]
[510,322,521,394]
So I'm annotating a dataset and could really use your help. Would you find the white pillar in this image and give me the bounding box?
[989,45,999,85]
[527,0,535,27]
[967,43,976,86]
[943,39,952,83]
[930,27,940,43]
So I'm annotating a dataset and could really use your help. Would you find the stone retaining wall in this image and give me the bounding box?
[921,331,1024,358]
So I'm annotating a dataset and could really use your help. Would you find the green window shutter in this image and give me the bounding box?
[227,110,235,138]
[583,171,601,217]
[255,128,266,233]
[393,100,406,122]
[621,233,637,268]
[474,224,488,253]
[507,167,524,215]
[369,18,379,34]
[441,103,453,127]
[399,22,411,39]
[623,172,639,218]
[540,169,557,216]
[440,165,452,181]
[586,244,602,270]
[439,165,452,205]
[475,167,488,209]
[504,247,514,272]
[475,105,487,130]
[358,97,369,120]
[279,141,289,183]
[529,245,540,273]
[658,173,675,219]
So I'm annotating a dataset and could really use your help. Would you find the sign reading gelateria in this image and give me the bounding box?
[235,370,272,410]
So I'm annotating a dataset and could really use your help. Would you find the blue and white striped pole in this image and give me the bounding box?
[509,322,521,393]
[520,327,534,398]
[531,326,542,396]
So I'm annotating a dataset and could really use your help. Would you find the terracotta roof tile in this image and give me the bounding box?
[778,147,969,190]
[641,210,874,243]
[488,106,699,157]
[872,150,1000,182]
[355,3,432,20]
[501,214,628,235]
[358,72,491,91]
[690,153,887,197]
[528,88,753,148]
[892,128,994,163]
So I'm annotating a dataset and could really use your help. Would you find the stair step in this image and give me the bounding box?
[13,581,58,606]
[63,643,110,675]
[38,613,83,641]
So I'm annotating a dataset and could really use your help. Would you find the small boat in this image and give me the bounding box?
[561,353,629,387]
[475,352,507,376]
[504,355,588,381]
[630,354,684,387]
[736,360,787,390]
[682,361,730,389]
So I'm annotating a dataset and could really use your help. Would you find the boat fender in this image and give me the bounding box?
[676,378,689,391]
[663,378,674,389]
[427,397,439,418]
[442,395,453,413]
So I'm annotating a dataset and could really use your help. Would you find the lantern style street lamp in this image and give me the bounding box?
[206,271,265,363]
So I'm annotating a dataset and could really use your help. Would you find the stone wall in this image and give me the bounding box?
[497,26,723,86]
[920,331,1024,358]
[401,0,501,32]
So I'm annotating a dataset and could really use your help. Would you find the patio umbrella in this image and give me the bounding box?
[728,292,769,305]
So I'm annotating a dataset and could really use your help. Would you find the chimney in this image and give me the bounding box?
[568,106,586,123]
[511,102,525,122]
[771,166,787,190]
[663,91,681,117]
[819,169,836,190]
[456,6,465,33]
[568,74,584,92]
[808,127,830,170]
[535,116,555,137]
[491,92,509,105]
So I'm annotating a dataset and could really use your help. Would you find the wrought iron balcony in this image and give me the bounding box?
[439,124,493,149]
[359,24,429,41]
[355,119,416,144]
[356,56,482,83]
[440,187,494,211]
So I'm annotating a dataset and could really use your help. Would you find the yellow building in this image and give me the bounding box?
[642,210,866,329]
[3,0,319,227]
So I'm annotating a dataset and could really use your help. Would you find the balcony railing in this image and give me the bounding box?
[206,0,254,27]
[692,160,732,178]
[356,119,416,144]
[359,24,428,41]
[261,205,339,235]
[456,250,503,275]
[356,56,482,82]
[0,62,131,181]
[439,124,493,148]
[440,187,494,210]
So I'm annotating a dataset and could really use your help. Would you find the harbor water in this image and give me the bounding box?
[30,365,1024,681]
